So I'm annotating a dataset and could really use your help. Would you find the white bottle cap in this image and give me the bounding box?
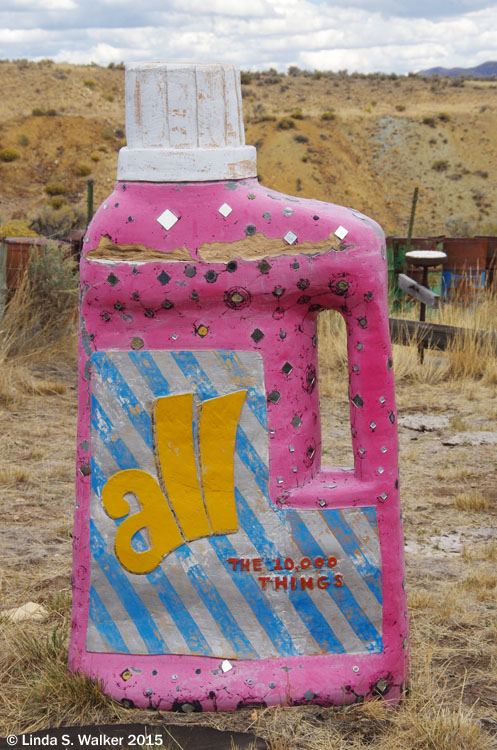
[117,62,257,182]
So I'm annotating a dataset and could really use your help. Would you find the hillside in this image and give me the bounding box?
[0,60,496,238]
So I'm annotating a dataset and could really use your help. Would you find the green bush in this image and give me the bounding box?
[294,134,309,143]
[0,147,20,162]
[422,116,436,127]
[27,242,78,333]
[395,104,406,112]
[438,112,450,122]
[32,108,45,116]
[84,79,96,89]
[290,110,304,120]
[432,160,449,172]
[30,204,85,237]
[73,162,92,177]
[18,134,30,146]
[277,118,296,130]
[48,196,68,209]
[320,111,335,121]
[240,71,253,85]
[44,181,66,196]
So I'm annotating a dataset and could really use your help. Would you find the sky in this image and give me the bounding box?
[0,0,496,74]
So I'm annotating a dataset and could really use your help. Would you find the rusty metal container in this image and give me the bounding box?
[441,237,487,305]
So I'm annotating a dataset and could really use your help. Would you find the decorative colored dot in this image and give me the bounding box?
[128,216,134,222]
[185,265,196,277]
[268,390,281,404]
[280,330,287,339]
[292,414,302,428]
[245,224,257,235]
[351,394,363,408]
[281,362,293,376]
[251,328,264,343]
[106,273,119,286]
[205,270,218,283]
[157,270,171,285]
[258,260,271,274]
[196,324,209,338]
[101,312,110,322]
[226,261,237,272]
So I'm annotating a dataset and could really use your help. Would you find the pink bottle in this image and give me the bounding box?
[70,62,408,711]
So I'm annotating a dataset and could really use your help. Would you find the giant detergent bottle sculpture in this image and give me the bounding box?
[70,62,409,710]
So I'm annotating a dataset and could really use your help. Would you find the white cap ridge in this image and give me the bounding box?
[117,62,257,182]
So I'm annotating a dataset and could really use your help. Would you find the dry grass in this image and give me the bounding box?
[454,490,490,511]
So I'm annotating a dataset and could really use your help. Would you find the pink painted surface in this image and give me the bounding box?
[70,177,409,710]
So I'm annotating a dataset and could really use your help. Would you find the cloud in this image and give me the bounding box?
[331,0,497,20]
[0,0,496,74]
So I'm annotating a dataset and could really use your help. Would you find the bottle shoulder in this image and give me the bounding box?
[83,179,385,263]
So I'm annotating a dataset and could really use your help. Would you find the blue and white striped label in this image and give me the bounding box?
[88,350,383,658]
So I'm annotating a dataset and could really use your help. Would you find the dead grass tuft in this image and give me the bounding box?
[0,466,29,486]
[454,490,490,511]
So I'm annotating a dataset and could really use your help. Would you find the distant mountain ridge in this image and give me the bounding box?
[419,61,497,77]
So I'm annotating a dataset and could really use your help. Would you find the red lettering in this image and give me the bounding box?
[258,576,271,590]
[275,576,288,590]
[300,576,314,590]
[227,558,239,571]
[300,557,311,569]
[327,556,337,568]
[252,558,262,572]
[314,557,324,568]
[284,557,294,570]
[334,573,344,588]
[240,559,250,572]
[290,577,297,590]
[273,558,283,570]
[317,576,330,589]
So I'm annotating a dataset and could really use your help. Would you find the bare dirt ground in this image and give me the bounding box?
[1,334,496,747]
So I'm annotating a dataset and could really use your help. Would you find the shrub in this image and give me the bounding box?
[320,110,335,121]
[422,116,436,127]
[290,110,304,120]
[0,147,20,162]
[432,160,449,172]
[46,109,57,116]
[91,152,100,161]
[48,196,68,209]
[32,108,45,116]
[277,118,296,130]
[84,79,96,88]
[294,134,309,143]
[395,104,406,112]
[30,204,85,237]
[101,127,114,140]
[18,135,29,146]
[73,162,91,177]
[438,112,450,122]
[0,219,38,238]
[240,71,253,85]
[44,181,66,196]
[103,93,114,102]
